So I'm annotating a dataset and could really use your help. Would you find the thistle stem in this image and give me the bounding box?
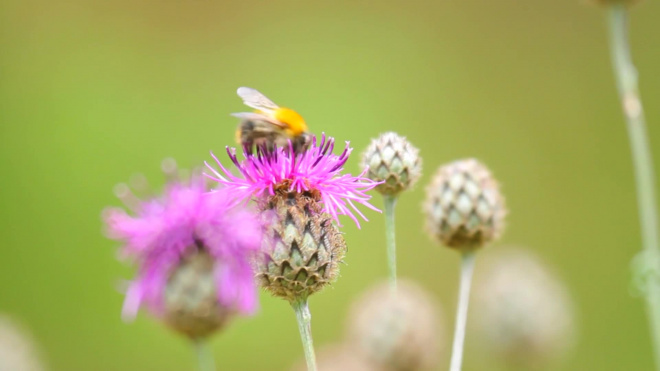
[292,298,317,371]
[449,251,476,371]
[194,339,216,371]
[607,5,660,369]
[384,195,398,289]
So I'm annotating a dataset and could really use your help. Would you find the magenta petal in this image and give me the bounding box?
[121,282,144,322]
[104,173,262,320]
[206,135,381,226]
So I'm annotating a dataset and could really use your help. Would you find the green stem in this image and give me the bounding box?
[194,339,216,371]
[292,298,317,371]
[607,5,660,369]
[384,195,398,289]
[449,251,476,371]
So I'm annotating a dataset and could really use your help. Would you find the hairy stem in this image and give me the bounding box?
[449,251,476,371]
[292,298,317,371]
[384,195,398,289]
[607,5,660,369]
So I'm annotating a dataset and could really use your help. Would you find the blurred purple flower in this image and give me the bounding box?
[204,134,381,227]
[103,174,261,321]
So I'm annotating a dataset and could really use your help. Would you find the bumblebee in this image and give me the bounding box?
[232,87,311,153]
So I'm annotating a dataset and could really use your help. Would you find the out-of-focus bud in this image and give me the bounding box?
[472,250,576,367]
[346,280,444,371]
[423,159,506,251]
[164,250,231,338]
[361,132,422,197]
[0,315,45,371]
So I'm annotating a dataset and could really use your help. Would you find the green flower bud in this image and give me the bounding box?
[424,159,506,250]
[361,132,422,197]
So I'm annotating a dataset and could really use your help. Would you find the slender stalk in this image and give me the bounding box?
[449,251,476,371]
[607,5,660,369]
[292,298,317,371]
[194,339,216,371]
[384,195,398,289]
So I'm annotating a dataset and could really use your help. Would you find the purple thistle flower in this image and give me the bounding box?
[103,169,262,322]
[204,134,381,228]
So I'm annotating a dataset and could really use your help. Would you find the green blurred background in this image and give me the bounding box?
[2,0,660,369]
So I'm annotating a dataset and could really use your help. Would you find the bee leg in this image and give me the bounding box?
[238,120,257,153]
[291,134,311,155]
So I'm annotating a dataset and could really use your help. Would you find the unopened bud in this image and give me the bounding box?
[347,280,444,371]
[423,158,506,250]
[256,192,347,302]
[472,250,576,367]
[361,132,422,197]
[164,250,231,339]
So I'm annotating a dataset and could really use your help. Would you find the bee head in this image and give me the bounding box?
[274,107,308,137]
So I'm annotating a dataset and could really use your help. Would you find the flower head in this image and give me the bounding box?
[103,161,262,334]
[205,134,381,227]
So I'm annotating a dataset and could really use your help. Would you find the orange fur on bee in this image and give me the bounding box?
[274,107,308,136]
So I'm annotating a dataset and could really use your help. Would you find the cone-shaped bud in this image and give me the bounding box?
[346,280,444,371]
[292,344,377,371]
[0,315,45,371]
[164,250,231,338]
[361,132,422,196]
[256,191,347,302]
[423,158,505,250]
[472,250,575,368]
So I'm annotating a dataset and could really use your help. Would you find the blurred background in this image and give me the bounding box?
[1,0,660,369]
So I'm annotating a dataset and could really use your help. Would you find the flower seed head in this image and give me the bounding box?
[164,250,231,339]
[472,250,576,367]
[347,280,444,371]
[423,158,506,250]
[255,192,347,302]
[361,132,422,196]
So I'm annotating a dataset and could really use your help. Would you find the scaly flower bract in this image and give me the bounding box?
[204,134,381,227]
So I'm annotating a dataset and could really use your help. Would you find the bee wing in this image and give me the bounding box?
[236,87,279,112]
[230,112,287,128]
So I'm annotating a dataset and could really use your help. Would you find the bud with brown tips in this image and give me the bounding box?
[255,192,347,302]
